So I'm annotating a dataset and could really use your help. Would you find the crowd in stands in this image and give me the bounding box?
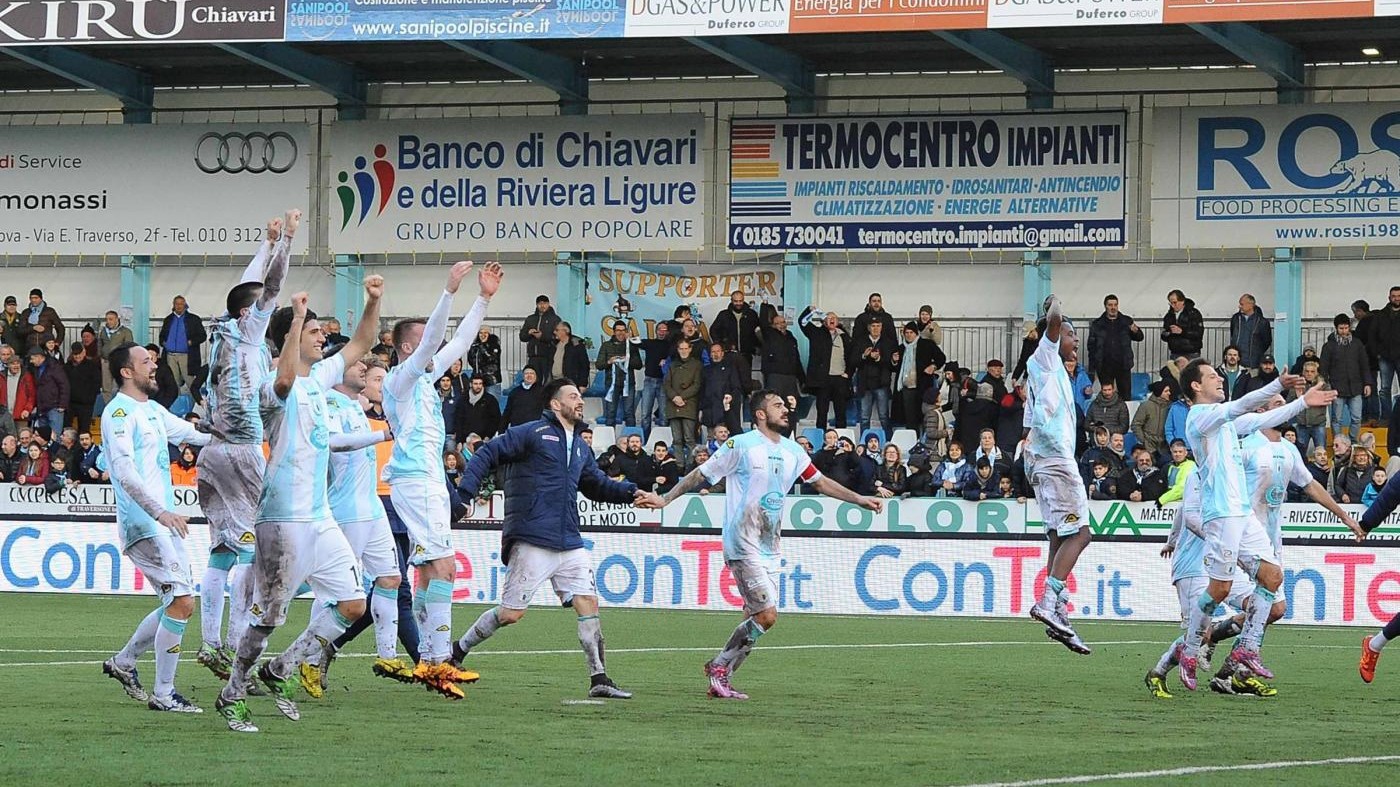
[3,280,1400,510]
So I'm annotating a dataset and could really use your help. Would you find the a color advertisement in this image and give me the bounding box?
[285,0,625,42]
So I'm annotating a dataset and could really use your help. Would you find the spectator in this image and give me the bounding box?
[813,431,861,490]
[673,318,708,364]
[1087,459,1116,500]
[1234,354,1280,398]
[1329,434,1353,493]
[595,322,642,427]
[920,384,950,458]
[963,457,1000,501]
[1158,439,1196,505]
[171,445,199,486]
[852,292,897,340]
[996,475,1017,500]
[686,446,713,483]
[652,442,680,494]
[1303,446,1330,499]
[1079,427,1124,481]
[322,318,349,348]
[1160,355,1189,393]
[51,428,81,475]
[96,310,134,396]
[873,444,908,499]
[467,326,503,396]
[1217,346,1246,401]
[1064,357,1094,418]
[799,307,853,429]
[370,329,395,365]
[972,427,1004,470]
[1161,289,1205,359]
[15,442,48,486]
[953,382,999,453]
[696,343,742,439]
[995,384,1025,456]
[757,304,804,405]
[0,434,19,481]
[22,288,63,352]
[1335,449,1372,504]
[663,339,702,463]
[61,342,97,437]
[1292,345,1319,378]
[144,344,178,410]
[1280,424,1301,457]
[1087,294,1144,399]
[1289,360,1329,456]
[27,346,67,436]
[443,450,466,488]
[1118,446,1168,502]
[503,365,548,427]
[1010,323,1038,382]
[44,454,72,494]
[1131,379,1172,457]
[157,295,205,392]
[933,441,972,498]
[610,434,653,490]
[0,296,23,355]
[905,449,937,497]
[455,373,502,445]
[77,431,105,484]
[709,290,761,372]
[892,322,945,432]
[42,335,63,365]
[982,359,1008,402]
[1,354,36,428]
[596,433,630,479]
[520,294,561,374]
[1163,390,1189,452]
[437,374,462,446]
[914,304,944,347]
[662,305,692,346]
[1373,286,1400,422]
[1229,294,1272,369]
[1321,313,1370,442]
[1353,299,1381,423]
[795,435,814,455]
[636,322,672,436]
[851,320,896,440]
[1364,468,1388,506]
[1087,381,1130,438]
[442,358,470,398]
[549,321,592,389]
[1008,444,1032,501]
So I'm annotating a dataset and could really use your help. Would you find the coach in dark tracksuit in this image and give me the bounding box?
[453,378,639,699]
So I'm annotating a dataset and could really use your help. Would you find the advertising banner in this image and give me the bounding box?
[327,115,705,254]
[788,0,986,33]
[727,113,1128,251]
[0,0,285,45]
[623,0,788,36]
[4,519,1399,626]
[285,0,625,43]
[580,261,782,344]
[986,0,1161,28]
[0,124,311,255]
[1152,104,1400,249]
[1161,0,1371,23]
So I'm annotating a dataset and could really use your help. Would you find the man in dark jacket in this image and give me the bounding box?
[1086,381,1130,437]
[709,291,761,370]
[636,322,671,435]
[1321,314,1371,441]
[1117,446,1167,502]
[547,321,591,388]
[1086,294,1144,400]
[757,303,804,404]
[892,321,945,431]
[454,373,501,445]
[852,292,897,340]
[1373,286,1400,422]
[595,322,642,427]
[953,382,999,452]
[21,288,64,352]
[26,346,68,436]
[1353,300,1381,423]
[609,433,654,489]
[519,295,561,374]
[64,339,102,437]
[453,377,641,699]
[700,342,745,436]
[850,320,896,439]
[466,326,502,391]
[144,344,179,410]
[1161,289,1205,359]
[1228,294,1272,370]
[158,295,206,393]
[503,366,549,427]
[800,307,853,428]
[1,296,26,355]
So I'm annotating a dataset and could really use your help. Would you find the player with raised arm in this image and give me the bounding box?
[196,210,296,679]
[295,351,409,695]
[100,342,212,713]
[1022,296,1093,654]
[215,281,382,733]
[382,260,501,698]
[452,377,644,700]
[1174,360,1335,690]
[650,390,882,700]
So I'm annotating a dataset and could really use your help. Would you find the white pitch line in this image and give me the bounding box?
[949,755,1400,787]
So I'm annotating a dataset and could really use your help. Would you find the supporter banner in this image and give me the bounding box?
[0,124,311,255]
[1152,104,1400,249]
[285,0,625,43]
[727,113,1128,252]
[623,0,788,36]
[1162,0,1370,23]
[789,0,986,33]
[0,0,285,45]
[986,0,1161,27]
[4,519,1399,625]
[327,115,705,254]
[581,261,782,344]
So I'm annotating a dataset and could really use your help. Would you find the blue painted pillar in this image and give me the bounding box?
[1022,251,1052,323]
[555,252,588,334]
[333,254,365,332]
[120,255,152,344]
[1273,247,1303,368]
[783,252,815,365]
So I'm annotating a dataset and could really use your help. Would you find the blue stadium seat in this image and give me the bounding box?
[860,428,885,447]
[1122,431,1138,455]
[1131,372,1150,401]
[802,426,825,448]
[620,426,644,442]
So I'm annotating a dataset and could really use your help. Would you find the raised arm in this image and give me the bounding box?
[1043,295,1063,344]
[339,275,384,362]
[433,261,501,372]
[330,430,390,452]
[239,224,273,286]
[160,410,212,447]
[1235,380,1335,436]
[273,293,310,400]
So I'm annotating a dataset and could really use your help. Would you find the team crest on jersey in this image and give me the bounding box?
[726,439,735,449]
[414,545,425,555]
[160,584,172,594]
[111,409,126,418]
[239,532,256,544]
[250,603,263,616]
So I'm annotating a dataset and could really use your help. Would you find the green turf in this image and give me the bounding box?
[0,593,1397,786]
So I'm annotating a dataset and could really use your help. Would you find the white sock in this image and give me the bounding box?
[200,565,229,647]
[371,585,399,659]
[457,607,501,655]
[1152,636,1184,676]
[424,579,453,663]
[116,607,162,668]
[153,613,188,701]
[577,614,606,676]
[269,606,351,678]
[223,624,273,702]
[1184,593,1218,650]
[1371,632,1389,652]
[1239,587,1276,651]
[225,564,254,654]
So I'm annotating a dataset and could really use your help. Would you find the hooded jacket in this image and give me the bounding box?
[1161,297,1205,357]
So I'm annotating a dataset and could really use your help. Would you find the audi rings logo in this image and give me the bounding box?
[194,131,298,175]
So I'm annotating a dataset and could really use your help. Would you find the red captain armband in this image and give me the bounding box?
[799,463,821,483]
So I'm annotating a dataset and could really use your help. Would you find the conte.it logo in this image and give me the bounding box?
[337,144,395,230]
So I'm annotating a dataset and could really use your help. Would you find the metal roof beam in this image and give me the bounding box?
[934,31,1054,108]
[443,40,589,115]
[216,43,368,119]
[684,36,816,114]
[1188,22,1304,99]
[0,46,153,122]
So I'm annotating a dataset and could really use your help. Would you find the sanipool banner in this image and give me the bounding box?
[1152,103,1400,249]
[285,0,625,43]
[726,113,1128,251]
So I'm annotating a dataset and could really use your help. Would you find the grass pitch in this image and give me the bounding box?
[1,593,1397,786]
